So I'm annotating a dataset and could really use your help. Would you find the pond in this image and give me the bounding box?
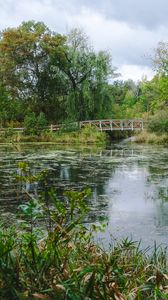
[0,142,168,249]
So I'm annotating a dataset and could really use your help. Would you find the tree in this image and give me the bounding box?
[153,41,168,76]
[0,21,66,119]
[0,83,23,126]
[146,42,168,111]
[55,29,116,120]
[0,22,116,123]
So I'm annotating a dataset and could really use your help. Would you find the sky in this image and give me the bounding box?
[0,0,168,81]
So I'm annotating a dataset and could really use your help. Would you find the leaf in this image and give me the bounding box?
[53,284,66,292]
[32,293,51,299]
[109,282,125,300]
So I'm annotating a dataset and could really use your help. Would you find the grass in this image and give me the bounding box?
[135,130,168,145]
[0,126,107,145]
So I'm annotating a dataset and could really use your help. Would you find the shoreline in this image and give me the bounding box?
[134,131,168,145]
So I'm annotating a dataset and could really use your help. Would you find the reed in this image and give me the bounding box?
[0,126,107,145]
[135,130,168,145]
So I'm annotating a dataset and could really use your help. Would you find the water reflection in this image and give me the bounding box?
[0,143,168,248]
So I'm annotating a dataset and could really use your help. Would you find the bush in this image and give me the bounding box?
[36,112,47,128]
[59,120,79,133]
[24,112,37,135]
[24,112,47,135]
[148,110,168,133]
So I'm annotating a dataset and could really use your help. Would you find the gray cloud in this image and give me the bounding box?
[71,0,168,29]
[0,0,167,80]
[107,0,168,29]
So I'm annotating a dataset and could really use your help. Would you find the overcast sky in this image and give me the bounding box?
[1,0,168,81]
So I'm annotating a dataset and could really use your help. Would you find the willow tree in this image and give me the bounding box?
[54,28,116,121]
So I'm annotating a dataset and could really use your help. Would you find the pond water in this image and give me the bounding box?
[0,142,168,249]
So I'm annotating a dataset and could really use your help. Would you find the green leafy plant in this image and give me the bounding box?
[24,112,47,135]
[36,112,47,129]
[148,110,168,133]
[0,163,168,299]
[24,112,37,135]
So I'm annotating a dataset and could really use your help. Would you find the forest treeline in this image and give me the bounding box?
[0,20,168,133]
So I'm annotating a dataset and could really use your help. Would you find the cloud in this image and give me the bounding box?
[0,0,167,80]
[71,0,168,29]
[118,64,154,81]
[65,8,168,66]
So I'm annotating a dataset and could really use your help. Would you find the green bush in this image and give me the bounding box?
[24,112,47,135]
[24,112,37,135]
[148,110,168,133]
[36,112,47,128]
[59,120,79,133]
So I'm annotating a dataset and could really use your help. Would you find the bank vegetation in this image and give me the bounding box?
[1,183,168,300]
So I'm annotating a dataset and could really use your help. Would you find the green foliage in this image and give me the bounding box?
[153,41,168,76]
[148,110,168,133]
[135,130,168,144]
[47,126,107,145]
[0,20,67,121]
[23,112,47,135]
[59,120,79,133]
[0,22,116,123]
[152,76,168,110]
[24,112,37,135]
[0,173,168,299]
[1,20,168,136]
[36,112,47,128]
[0,84,23,126]
[0,21,66,103]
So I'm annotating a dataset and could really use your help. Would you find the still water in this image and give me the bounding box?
[0,142,168,249]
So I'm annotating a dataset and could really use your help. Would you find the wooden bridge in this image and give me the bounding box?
[78,119,144,131]
[0,119,145,132]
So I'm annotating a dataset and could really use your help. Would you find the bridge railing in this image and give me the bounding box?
[79,119,144,131]
[0,119,145,132]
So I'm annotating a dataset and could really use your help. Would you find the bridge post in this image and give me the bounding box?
[121,120,123,130]
[141,120,144,130]
[99,121,102,131]
[131,120,134,131]
[110,120,112,131]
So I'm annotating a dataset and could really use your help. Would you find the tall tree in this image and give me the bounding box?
[153,41,168,76]
[0,23,116,122]
[0,83,22,125]
[0,21,66,118]
[55,29,116,120]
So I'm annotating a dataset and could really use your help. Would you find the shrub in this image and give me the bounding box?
[36,112,47,129]
[24,112,47,135]
[59,120,79,133]
[24,112,37,135]
[148,110,168,133]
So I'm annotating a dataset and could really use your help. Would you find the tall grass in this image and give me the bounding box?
[135,110,168,145]
[148,110,168,134]
[0,126,107,145]
[135,131,168,145]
